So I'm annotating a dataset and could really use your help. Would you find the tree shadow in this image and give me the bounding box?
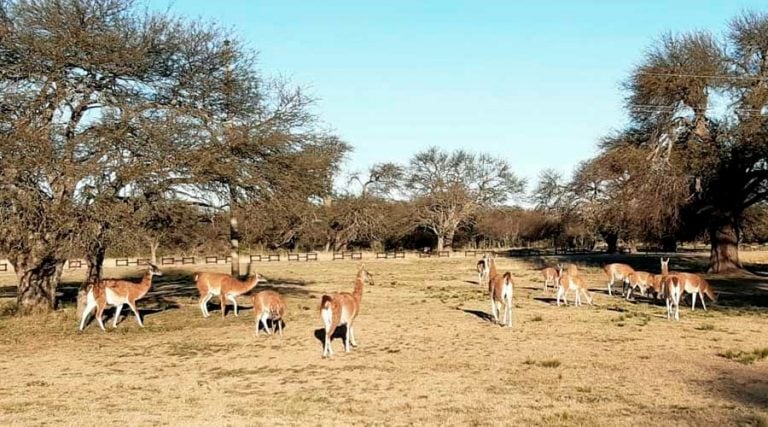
[691,365,768,412]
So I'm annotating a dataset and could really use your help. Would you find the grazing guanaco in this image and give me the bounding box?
[603,263,634,296]
[626,271,653,300]
[79,264,163,331]
[556,272,593,307]
[487,255,514,327]
[194,271,261,318]
[252,290,286,336]
[321,265,372,357]
[676,272,717,311]
[662,275,683,321]
[541,267,559,293]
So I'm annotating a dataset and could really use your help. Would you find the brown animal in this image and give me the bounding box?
[659,257,716,310]
[676,272,717,311]
[557,263,579,277]
[603,263,634,296]
[487,255,514,327]
[194,271,261,318]
[662,275,683,321]
[556,272,593,307]
[79,264,163,331]
[476,254,490,287]
[541,267,559,293]
[252,290,286,336]
[320,265,372,357]
[626,271,654,300]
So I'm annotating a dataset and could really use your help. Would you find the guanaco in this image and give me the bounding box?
[320,265,372,357]
[252,290,286,336]
[541,267,559,292]
[662,275,683,321]
[476,254,490,286]
[557,263,579,277]
[556,272,593,307]
[194,271,261,318]
[659,257,716,310]
[603,263,634,296]
[626,271,653,300]
[487,255,514,327]
[79,264,163,331]
[676,272,717,311]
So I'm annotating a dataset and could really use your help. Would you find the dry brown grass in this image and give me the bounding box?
[1,255,767,426]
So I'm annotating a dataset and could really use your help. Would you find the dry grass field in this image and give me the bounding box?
[0,253,767,426]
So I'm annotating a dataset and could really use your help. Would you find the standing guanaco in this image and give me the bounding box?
[556,272,593,307]
[194,271,261,318]
[487,255,514,327]
[320,265,372,357]
[603,263,634,297]
[79,264,163,331]
[541,267,559,293]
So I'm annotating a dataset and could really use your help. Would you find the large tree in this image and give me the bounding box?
[0,0,345,314]
[400,147,525,251]
[599,12,768,271]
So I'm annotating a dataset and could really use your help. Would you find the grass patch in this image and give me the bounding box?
[530,315,543,322]
[695,323,716,331]
[719,348,768,365]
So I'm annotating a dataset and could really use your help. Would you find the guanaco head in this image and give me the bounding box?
[149,263,163,277]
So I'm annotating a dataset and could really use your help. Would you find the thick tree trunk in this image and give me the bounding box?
[661,235,677,253]
[444,228,455,252]
[436,235,444,252]
[605,233,619,254]
[708,222,742,273]
[16,258,64,315]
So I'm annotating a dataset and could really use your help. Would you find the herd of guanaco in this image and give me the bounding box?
[539,257,717,321]
[78,252,717,357]
[78,260,373,358]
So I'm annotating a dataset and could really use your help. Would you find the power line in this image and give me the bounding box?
[637,71,768,81]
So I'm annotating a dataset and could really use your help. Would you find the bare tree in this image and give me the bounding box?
[401,147,525,251]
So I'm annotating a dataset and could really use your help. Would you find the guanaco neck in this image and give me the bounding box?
[137,270,154,298]
[489,258,498,278]
[352,276,364,303]
[661,262,669,275]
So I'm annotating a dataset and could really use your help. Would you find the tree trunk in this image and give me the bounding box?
[16,257,64,315]
[78,244,107,318]
[230,215,240,277]
[444,228,456,252]
[605,233,619,254]
[436,235,444,252]
[661,235,677,253]
[149,240,159,264]
[708,221,742,273]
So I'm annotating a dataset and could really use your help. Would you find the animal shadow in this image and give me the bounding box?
[313,326,348,348]
[533,296,558,306]
[459,308,495,323]
[256,319,286,334]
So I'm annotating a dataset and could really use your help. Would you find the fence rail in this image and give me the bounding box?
[375,251,405,259]
[287,253,318,262]
[333,251,362,260]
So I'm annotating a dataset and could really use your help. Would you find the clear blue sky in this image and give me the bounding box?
[151,0,765,192]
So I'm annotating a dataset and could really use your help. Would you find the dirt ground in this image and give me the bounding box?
[0,253,767,426]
